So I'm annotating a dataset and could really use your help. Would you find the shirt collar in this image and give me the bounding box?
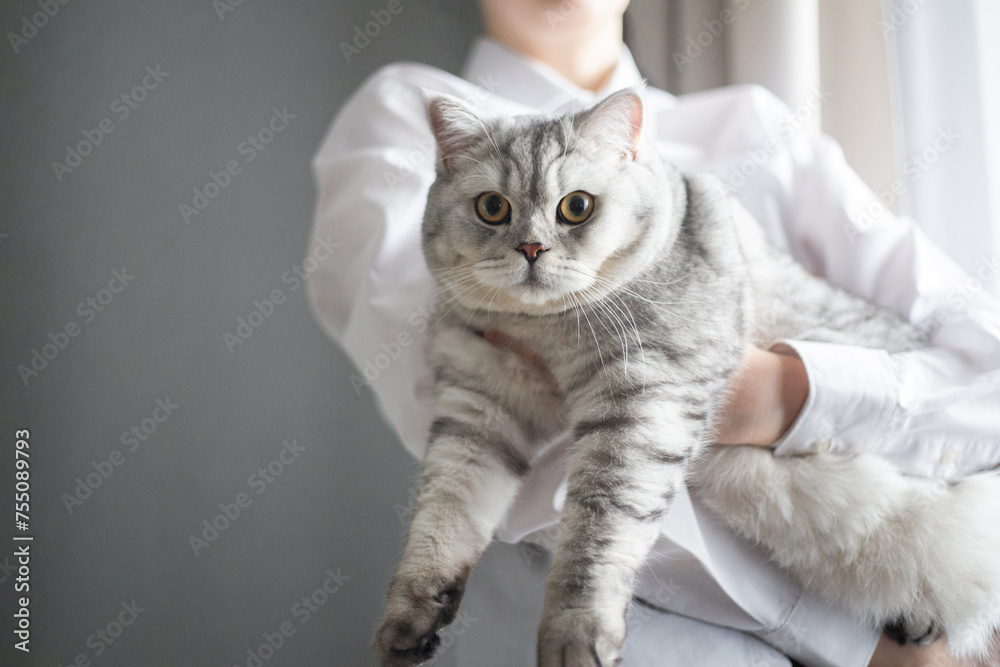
[460,37,645,114]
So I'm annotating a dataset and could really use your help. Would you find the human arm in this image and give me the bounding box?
[690,87,1000,474]
[306,64,508,460]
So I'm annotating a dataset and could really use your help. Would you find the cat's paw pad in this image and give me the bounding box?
[537,609,624,667]
[884,615,941,646]
[374,580,465,667]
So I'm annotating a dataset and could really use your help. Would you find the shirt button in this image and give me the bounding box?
[816,439,832,453]
[941,451,957,465]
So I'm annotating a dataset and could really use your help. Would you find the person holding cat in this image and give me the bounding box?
[307,1,1000,665]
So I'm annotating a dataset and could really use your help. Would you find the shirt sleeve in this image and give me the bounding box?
[306,64,456,460]
[757,111,1000,478]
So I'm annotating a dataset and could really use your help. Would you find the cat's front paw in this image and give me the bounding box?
[537,607,625,667]
[374,575,466,667]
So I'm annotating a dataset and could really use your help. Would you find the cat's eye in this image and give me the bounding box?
[475,192,511,225]
[558,191,594,224]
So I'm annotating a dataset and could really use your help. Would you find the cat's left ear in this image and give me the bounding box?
[425,92,485,173]
[580,88,644,161]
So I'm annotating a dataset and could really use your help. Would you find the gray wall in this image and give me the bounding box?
[0,1,483,664]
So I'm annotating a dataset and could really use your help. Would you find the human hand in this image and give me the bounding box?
[715,345,809,447]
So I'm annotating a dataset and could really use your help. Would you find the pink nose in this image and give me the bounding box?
[517,243,546,263]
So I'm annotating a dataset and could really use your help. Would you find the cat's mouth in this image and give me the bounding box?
[461,259,595,312]
[473,262,557,306]
[522,264,544,286]
[508,261,597,307]
[512,270,555,303]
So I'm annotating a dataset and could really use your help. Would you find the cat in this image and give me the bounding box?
[373,88,1000,666]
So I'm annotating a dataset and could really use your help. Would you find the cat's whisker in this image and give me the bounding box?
[558,115,573,158]
[612,285,708,309]
[573,298,582,345]
[438,281,481,306]
[599,298,638,385]
[429,263,473,276]
[437,154,491,170]
[579,286,631,387]
[436,270,481,294]
[560,272,671,387]
[571,292,610,386]
[606,290,648,389]
[561,292,582,346]
[462,281,505,331]
[628,271,694,288]
[587,290,629,376]
[590,302,623,370]
[437,266,479,282]
[484,282,505,314]
[559,265,703,308]
[469,114,504,162]
[579,272,702,324]
[441,276,484,303]
[437,280,490,321]
[448,170,503,193]
[430,268,484,294]
[471,257,513,270]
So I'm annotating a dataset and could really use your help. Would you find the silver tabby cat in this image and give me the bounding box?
[374,89,1000,666]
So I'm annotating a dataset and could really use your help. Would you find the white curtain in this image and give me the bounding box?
[888,0,1000,291]
[625,0,1000,295]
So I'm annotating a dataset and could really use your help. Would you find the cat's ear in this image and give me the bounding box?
[580,89,644,160]
[425,93,485,173]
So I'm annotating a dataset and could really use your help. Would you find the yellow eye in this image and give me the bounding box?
[558,191,594,224]
[475,192,510,224]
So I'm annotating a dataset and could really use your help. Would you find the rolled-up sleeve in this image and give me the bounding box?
[770,340,898,458]
[756,110,1000,477]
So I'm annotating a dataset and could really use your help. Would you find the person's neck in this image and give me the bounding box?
[486,21,623,93]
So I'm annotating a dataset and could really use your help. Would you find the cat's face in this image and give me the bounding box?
[422,89,673,316]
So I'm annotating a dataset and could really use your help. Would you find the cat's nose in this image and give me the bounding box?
[517,243,547,263]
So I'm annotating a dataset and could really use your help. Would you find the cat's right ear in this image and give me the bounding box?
[579,88,644,161]
[425,93,484,173]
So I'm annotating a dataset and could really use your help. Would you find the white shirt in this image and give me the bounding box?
[307,38,1000,667]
